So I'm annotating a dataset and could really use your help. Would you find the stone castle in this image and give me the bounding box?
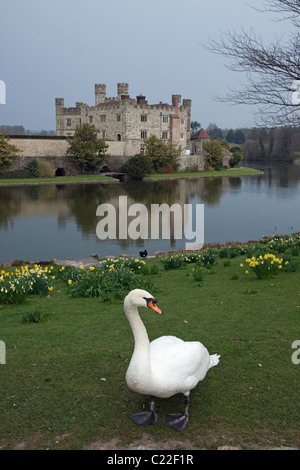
[3,83,213,176]
[55,83,192,158]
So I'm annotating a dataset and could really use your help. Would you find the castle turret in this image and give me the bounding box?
[95,84,106,105]
[117,83,129,99]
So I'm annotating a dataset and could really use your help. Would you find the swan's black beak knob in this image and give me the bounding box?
[145,297,163,315]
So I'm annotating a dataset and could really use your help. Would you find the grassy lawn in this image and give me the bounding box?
[0,175,117,185]
[0,237,299,450]
[145,167,263,179]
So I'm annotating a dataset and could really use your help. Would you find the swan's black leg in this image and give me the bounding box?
[130,396,158,426]
[166,395,189,431]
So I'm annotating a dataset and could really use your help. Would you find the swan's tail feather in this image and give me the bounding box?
[209,354,220,369]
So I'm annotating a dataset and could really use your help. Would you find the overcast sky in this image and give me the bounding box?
[0,0,289,132]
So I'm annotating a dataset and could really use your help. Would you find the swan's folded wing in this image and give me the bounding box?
[150,336,211,395]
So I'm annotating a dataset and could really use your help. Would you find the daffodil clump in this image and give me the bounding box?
[58,259,152,301]
[102,257,148,274]
[0,264,54,304]
[243,253,284,279]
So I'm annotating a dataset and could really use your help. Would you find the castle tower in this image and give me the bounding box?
[95,84,106,105]
[117,83,129,99]
[55,98,65,135]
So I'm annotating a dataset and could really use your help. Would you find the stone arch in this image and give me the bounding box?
[100,165,111,173]
[55,168,65,176]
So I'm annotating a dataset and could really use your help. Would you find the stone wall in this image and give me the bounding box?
[4,136,230,175]
[178,154,205,172]
[5,137,129,174]
[3,137,77,176]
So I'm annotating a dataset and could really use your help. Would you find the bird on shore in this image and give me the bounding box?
[139,249,147,258]
[123,289,220,431]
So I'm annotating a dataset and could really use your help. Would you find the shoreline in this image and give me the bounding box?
[0,177,118,187]
[2,232,299,268]
[144,166,263,181]
[0,167,262,186]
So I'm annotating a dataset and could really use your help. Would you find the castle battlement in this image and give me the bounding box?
[55,82,191,156]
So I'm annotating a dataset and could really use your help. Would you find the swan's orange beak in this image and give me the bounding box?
[147,300,162,315]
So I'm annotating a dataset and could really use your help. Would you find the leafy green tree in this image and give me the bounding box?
[144,135,180,172]
[0,132,21,169]
[226,129,246,144]
[191,121,201,136]
[234,129,246,144]
[206,123,223,140]
[203,140,224,170]
[229,146,243,167]
[123,154,152,180]
[24,158,39,177]
[66,124,109,172]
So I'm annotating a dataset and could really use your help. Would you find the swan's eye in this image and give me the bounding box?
[144,296,156,306]
[144,297,162,315]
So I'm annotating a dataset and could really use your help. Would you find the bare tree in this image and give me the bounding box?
[206,0,300,127]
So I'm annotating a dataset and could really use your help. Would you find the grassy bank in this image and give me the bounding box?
[0,175,117,185]
[145,167,263,180]
[0,167,262,185]
[0,235,299,450]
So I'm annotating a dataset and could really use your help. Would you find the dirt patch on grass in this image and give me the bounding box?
[82,433,299,451]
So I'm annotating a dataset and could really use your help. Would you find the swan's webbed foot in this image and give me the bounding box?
[166,413,189,431]
[130,396,158,426]
[130,409,158,426]
[166,395,190,431]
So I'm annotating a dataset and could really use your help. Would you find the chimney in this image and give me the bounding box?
[136,95,148,105]
[172,94,181,116]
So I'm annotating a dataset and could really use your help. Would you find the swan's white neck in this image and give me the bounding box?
[125,303,152,383]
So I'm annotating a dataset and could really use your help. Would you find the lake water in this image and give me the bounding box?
[0,162,300,263]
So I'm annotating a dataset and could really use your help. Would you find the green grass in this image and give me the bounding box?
[145,167,263,179]
[0,175,117,185]
[0,241,299,450]
[0,167,262,185]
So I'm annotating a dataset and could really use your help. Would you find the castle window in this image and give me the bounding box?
[141,130,147,139]
[180,133,184,139]
[181,119,185,125]
[117,114,121,122]
[102,130,106,138]
[140,144,145,155]
[89,116,93,123]
[141,115,147,122]
[162,116,169,124]
[161,131,168,140]
[100,115,106,123]
[117,134,121,141]
[66,118,71,126]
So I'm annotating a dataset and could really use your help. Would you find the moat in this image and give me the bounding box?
[0,162,300,263]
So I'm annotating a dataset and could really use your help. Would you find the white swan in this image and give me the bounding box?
[124,289,220,431]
